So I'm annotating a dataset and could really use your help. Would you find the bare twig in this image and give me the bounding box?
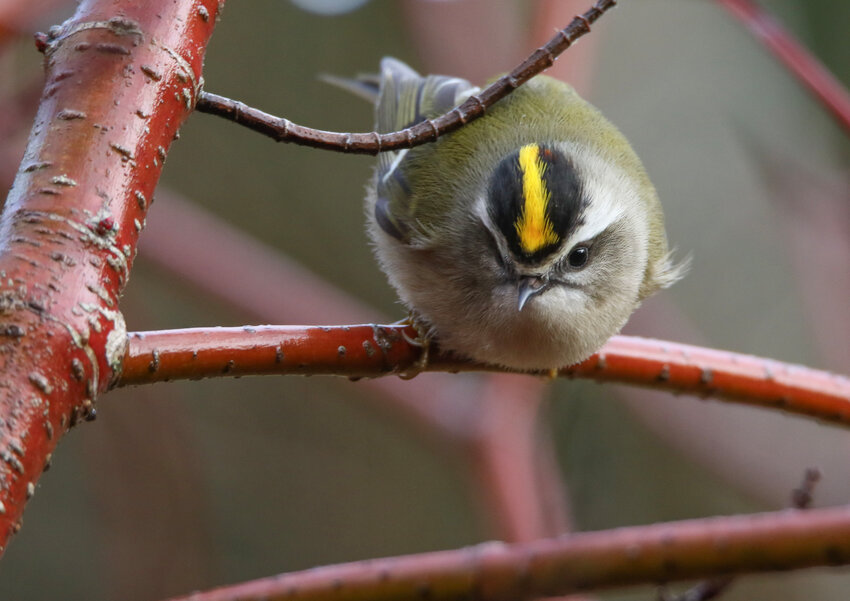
[791,467,823,510]
[194,0,617,154]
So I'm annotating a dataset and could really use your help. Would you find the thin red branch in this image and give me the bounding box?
[716,0,850,134]
[137,191,488,443]
[140,192,572,543]
[120,326,850,428]
[0,0,223,554]
[165,504,850,601]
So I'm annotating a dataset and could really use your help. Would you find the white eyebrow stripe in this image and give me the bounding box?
[559,143,634,247]
[568,197,624,245]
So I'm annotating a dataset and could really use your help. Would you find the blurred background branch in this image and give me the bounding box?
[0,1,848,600]
[715,0,850,133]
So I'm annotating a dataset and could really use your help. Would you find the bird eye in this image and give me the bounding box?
[567,245,589,269]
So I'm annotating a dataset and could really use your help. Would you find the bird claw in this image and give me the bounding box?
[394,313,431,379]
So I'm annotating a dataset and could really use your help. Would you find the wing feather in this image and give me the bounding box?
[373,58,477,243]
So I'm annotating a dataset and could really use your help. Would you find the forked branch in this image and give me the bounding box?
[194,0,617,154]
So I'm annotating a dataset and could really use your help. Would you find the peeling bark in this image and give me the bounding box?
[0,0,224,554]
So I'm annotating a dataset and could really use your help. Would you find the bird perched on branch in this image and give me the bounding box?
[341,58,685,371]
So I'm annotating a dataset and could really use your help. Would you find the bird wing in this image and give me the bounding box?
[372,58,478,244]
[324,58,478,244]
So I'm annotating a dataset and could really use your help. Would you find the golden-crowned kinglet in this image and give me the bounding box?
[353,58,684,370]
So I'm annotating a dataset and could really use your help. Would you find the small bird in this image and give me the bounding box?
[348,58,684,371]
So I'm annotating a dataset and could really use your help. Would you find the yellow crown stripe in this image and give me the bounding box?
[516,144,558,254]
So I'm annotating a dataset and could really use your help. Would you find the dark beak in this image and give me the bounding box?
[517,276,549,311]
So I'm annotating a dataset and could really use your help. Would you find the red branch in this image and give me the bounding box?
[120,326,850,427]
[140,192,572,542]
[716,0,850,134]
[0,0,223,554]
[166,504,850,601]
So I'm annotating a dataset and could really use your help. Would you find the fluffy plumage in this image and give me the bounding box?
[352,58,684,370]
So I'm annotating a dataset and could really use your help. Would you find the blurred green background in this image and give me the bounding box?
[0,1,849,599]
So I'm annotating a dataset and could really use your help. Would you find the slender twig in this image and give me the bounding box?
[716,0,850,135]
[118,326,850,428]
[790,467,822,510]
[194,0,617,154]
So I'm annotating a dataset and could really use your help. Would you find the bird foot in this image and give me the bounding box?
[393,313,431,379]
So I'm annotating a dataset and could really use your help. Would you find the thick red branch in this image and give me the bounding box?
[166,504,850,601]
[120,326,850,427]
[0,0,223,554]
